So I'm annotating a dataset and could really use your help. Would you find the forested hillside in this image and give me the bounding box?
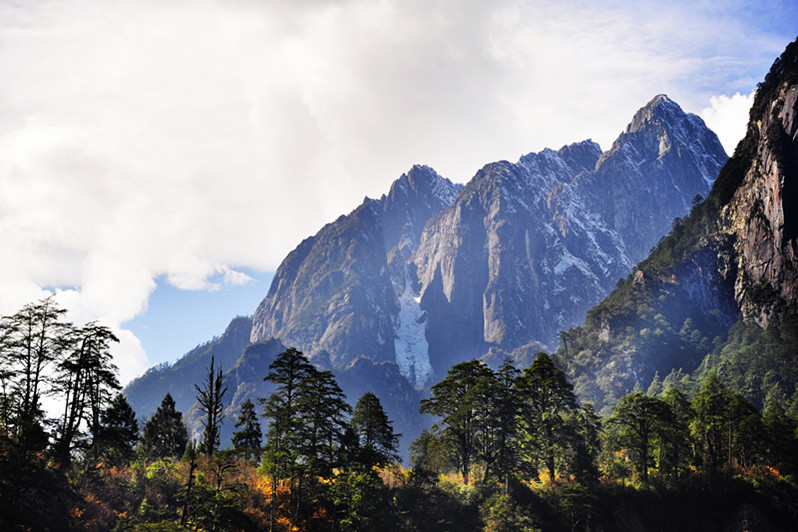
[1,298,796,530]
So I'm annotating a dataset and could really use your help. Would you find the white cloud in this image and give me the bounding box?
[0,0,794,381]
[700,91,755,155]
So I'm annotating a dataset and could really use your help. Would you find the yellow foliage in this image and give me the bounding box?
[276,516,300,531]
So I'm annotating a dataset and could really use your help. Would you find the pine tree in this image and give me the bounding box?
[0,297,72,457]
[351,392,400,468]
[140,393,188,460]
[55,321,120,466]
[231,399,262,463]
[261,348,313,480]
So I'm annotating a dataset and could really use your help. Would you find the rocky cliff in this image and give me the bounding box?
[250,96,727,388]
[557,39,798,410]
[725,83,798,324]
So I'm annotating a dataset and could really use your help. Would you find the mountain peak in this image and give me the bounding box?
[626,93,686,134]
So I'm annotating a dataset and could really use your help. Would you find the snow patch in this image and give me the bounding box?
[394,268,432,389]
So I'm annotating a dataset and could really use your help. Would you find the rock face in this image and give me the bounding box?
[251,95,727,386]
[578,94,725,259]
[250,166,461,387]
[556,40,798,409]
[725,84,798,324]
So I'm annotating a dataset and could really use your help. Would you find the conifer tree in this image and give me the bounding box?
[0,297,72,456]
[659,386,693,478]
[608,392,672,483]
[351,392,400,468]
[55,321,120,466]
[516,353,576,480]
[231,398,262,463]
[141,393,188,460]
[260,347,315,483]
[195,355,227,457]
[95,393,138,466]
[691,374,729,472]
[297,369,351,474]
[420,359,493,484]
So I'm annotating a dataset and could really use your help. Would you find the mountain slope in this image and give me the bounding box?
[250,166,461,386]
[557,38,798,411]
[251,96,727,387]
[126,94,730,454]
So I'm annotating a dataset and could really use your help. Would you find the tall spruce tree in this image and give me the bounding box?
[140,393,188,460]
[351,392,400,468]
[231,399,262,463]
[297,369,351,475]
[95,393,139,466]
[260,348,314,485]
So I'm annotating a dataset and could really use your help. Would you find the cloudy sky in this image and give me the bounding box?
[1,0,796,384]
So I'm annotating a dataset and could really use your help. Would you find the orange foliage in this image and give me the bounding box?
[276,516,300,531]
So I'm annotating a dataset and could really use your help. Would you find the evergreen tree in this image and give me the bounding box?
[140,393,188,460]
[231,399,262,463]
[489,359,521,485]
[351,392,400,468]
[659,386,693,478]
[54,321,120,466]
[564,403,602,484]
[691,374,729,472]
[726,391,763,469]
[516,353,577,480]
[408,428,447,475]
[608,392,672,483]
[95,393,139,466]
[297,369,351,474]
[195,355,227,458]
[419,359,493,484]
[0,297,72,457]
[260,347,314,483]
[646,372,663,396]
[762,401,798,477]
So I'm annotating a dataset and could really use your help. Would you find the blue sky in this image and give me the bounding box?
[122,270,273,368]
[0,0,796,383]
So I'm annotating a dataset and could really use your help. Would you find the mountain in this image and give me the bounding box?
[252,95,727,386]
[124,316,254,419]
[125,94,728,453]
[557,39,798,412]
[250,165,461,382]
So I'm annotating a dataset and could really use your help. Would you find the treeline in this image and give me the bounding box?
[0,298,404,530]
[417,355,798,485]
[1,298,797,530]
